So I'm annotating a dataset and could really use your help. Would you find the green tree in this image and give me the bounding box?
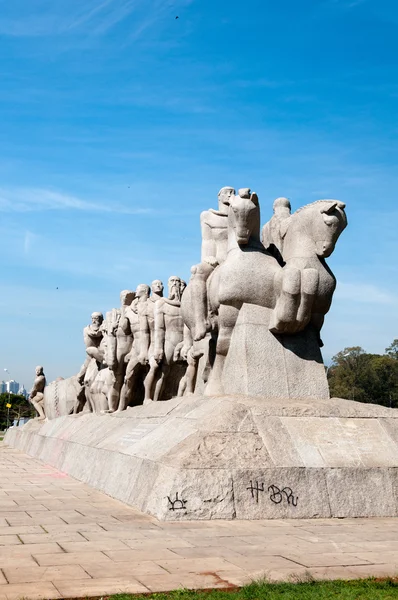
[328,345,398,407]
[0,394,35,430]
[386,339,398,360]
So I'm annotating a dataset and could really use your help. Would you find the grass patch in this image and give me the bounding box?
[108,577,398,600]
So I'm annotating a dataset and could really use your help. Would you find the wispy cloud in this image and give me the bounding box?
[0,187,153,214]
[336,281,397,305]
[23,230,38,254]
[0,0,192,38]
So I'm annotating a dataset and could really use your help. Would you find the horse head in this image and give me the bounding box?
[281,199,347,259]
[228,188,260,247]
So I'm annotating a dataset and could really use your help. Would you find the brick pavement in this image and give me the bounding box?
[0,443,398,599]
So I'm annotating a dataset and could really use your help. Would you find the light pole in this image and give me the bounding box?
[3,368,12,428]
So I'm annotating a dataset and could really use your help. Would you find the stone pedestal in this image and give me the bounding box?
[222,304,329,399]
[5,394,398,521]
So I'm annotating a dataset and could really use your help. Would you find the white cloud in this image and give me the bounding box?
[0,187,152,214]
[0,0,192,38]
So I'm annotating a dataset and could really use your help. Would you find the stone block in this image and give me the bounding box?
[233,467,331,520]
[222,304,329,400]
[326,468,397,517]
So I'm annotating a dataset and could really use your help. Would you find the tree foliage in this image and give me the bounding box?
[328,342,398,407]
[0,394,35,430]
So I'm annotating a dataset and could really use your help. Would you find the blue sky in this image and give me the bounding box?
[0,0,397,388]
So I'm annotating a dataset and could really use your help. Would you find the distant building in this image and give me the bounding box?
[6,380,19,394]
[0,381,5,394]
[17,385,28,399]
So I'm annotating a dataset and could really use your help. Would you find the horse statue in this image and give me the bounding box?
[182,190,347,397]
[267,199,347,342]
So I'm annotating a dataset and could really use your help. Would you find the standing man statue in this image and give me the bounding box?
[74,311,104,414]
[189,186,235,341]
[29,366,46,420]
[151,276,184,402]
[118,284,150,411]
[142,280,164,404]
[106,290,135,412]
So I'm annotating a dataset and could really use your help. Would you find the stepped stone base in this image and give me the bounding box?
[5,394,398,521]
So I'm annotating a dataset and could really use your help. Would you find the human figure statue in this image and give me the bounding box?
[29,366,46,420]
[261,197,292,264]
[142,280,164,404]
[118,284,150,411]
[151,276,184,402]
[174,327,204,397]
[74,312,104,414]
[106,290,135,412]
[77,312,104,378]
[189,186,235,341]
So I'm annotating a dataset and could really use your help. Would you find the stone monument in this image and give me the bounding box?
[28,366,46,420]
[9,185,398,522]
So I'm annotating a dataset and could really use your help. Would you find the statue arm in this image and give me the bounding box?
[83,327,91,348]
[119,314,132,335]
[200,214,216,262]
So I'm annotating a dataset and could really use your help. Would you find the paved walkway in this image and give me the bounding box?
[0,445,398,600]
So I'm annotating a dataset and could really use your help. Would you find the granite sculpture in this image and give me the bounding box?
[30,186,347,414]
[118,284,150,411]
[28,366,46,420]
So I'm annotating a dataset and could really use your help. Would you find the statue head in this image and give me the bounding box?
[282,200,347,259]
[91,312,104,330]
[273,197,291,216]
[136,283,150,299]
[168,275,182,301]
[151,279,164,296]
[218,186,235,214]
[229,188,260,246]
[35,366,44,376]
[120,290,135,307]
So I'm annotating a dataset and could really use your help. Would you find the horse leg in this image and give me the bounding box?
[294,268,319,332]
[269,266,301,333]
[204,304,239,396]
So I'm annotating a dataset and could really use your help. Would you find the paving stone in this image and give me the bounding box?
[54,577,149,596]
[3,564,90,584]
[156,557,242,573]
[104,548,181,562]
[58,540,131,553]
[281,552,373,568]
[84,560,169,578]
[0,582,61,600]
[34,551,113,566]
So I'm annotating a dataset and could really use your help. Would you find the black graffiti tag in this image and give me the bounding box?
[167,492,187,511]
[246,480,265,503]
[268,485,298,507]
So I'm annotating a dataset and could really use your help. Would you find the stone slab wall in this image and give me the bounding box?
[5,394,398,521]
